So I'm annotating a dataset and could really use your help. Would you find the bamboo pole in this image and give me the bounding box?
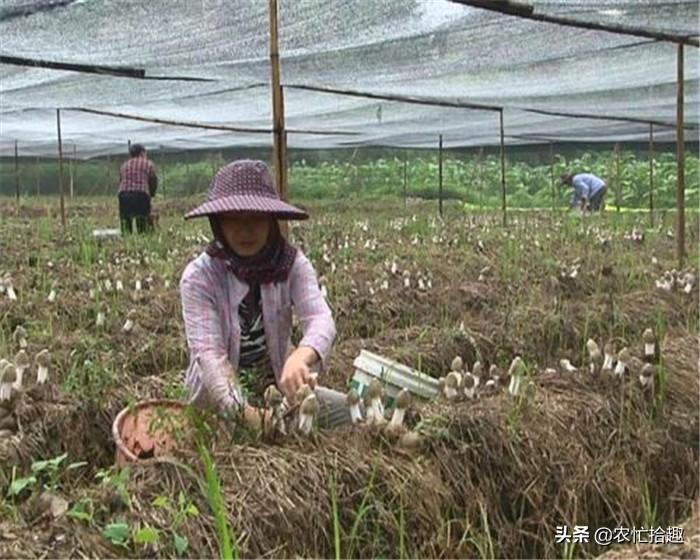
[69,143,75,198]
[477,147,484,211]
[71,107,351,136]
[160,146,166,196]
[549,142,555,213]
[14,140,19,206]
[649,123,654,227]
[402,152,407,210]
[676,44,685,267]
[56,109,66,228]
[499,110,506,226]
[438,134,444,218]
[268,0,287,203]
[449,0,700,47]
[35,156,40,196]
[615,142,621,212]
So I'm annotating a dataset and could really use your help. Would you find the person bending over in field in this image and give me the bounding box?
[180,159,349,430]
[560,171,607,212]
[118,143,158,234]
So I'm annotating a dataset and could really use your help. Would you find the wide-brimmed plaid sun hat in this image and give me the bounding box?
[185,159,308,220]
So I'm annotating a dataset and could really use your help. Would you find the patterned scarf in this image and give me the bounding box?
[205,217,297,286]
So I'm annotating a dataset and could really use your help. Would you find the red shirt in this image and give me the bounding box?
[119,156,157,195]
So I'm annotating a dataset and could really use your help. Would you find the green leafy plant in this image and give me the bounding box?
[102,522,130,548]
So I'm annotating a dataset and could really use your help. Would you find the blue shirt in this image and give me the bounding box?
[571,173,606,206]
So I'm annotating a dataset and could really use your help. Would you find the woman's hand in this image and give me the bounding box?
[279,346,319,399]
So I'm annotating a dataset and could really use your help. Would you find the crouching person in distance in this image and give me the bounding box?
[560,171,607,212]
[180,159,349,431]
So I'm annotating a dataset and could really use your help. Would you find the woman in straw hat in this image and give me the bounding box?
[180,159,349,430]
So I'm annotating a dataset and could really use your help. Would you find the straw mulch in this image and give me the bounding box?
[1,331,697,559]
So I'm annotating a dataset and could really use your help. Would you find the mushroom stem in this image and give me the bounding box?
[7,285,17,301]
[298,412,313,434]
[366,398,385,425]
[349,403,362,424]
[14,367,25,390]
[37,365,48,384]
[389,407,405,430]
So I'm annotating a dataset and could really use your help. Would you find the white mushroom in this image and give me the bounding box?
[96,311,106,328]
[388,389,411,432]
[263,384,285,435]
[642,328,656,362]
[12,326,27,350]
[472,361,483,387]
[13,350,29,390]
[122,309,137,333]
[586,339,603,374]
[488,364,502,385]
[444,371,461,401]
[346,389,363,424]
[682,272,695,294]
[135,279,142,291]
[462,373,477,399]
[507,357,526,397]
[602,342,616,373]
[5,278,17,301]
[614,348,631,378]
[639,363,654,389]
[47,288,56,303]
[559,358,578,374]
[35,349,51,385]
[450,356,464,373]
[364,379,386,425]
[0,361,16,401]
[298,393,318,435]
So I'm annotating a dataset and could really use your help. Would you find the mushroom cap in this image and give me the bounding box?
[395,389,412,409]
[488,364,500,377]
[1,362,16,385]
[126,309,138,320]
[463,374,476,389]
[445,371,460,388]
[14,350,29,368]
[507,357,525,378]
[35,349,51,367]
[367,379,383,399]
[472,361,483,377]
[586,339,601,357]
[12,325,27,341]
[617,347,631,363]
[346,388,360,406]
[263,385,283,406]
[450,356,464,372]
[640,363,654,378]
[300,393,319,415]
[295,383,313,403]
[603,341,615,355]
[642,328,655,344]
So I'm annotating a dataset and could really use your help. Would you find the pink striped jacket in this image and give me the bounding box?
[180,250,336,411]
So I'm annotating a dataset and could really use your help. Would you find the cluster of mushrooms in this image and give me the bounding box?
[437,355,523,399]
[433,327,661,403]
[655,268,696,294]
[260,380,422,449]
[0,326,52,437]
